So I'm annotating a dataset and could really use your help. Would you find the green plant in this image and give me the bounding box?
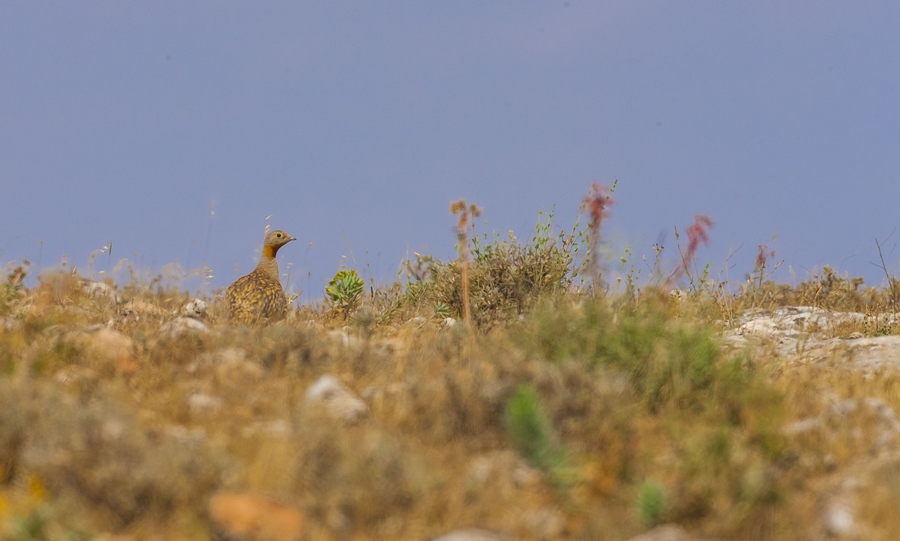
[434,301,450,319]
[504,385,573,486]
[12,506,51,541]
[636,481,666,527]
[401,209,583,329]
[1,262,28,316]
[326,269,365,319]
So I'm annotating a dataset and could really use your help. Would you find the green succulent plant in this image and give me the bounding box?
[326,269,365,318]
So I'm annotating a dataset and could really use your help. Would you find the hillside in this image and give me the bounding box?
[2,225,900,540]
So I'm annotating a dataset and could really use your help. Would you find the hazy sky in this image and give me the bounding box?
[2,2,899,300]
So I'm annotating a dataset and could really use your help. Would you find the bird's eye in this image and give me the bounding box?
[276,233,282,238]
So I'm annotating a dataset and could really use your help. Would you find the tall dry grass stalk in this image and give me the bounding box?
[451,200,482,330]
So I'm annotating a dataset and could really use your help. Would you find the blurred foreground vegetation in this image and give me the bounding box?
[2,213,900,540]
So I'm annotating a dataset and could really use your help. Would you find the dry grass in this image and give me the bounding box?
[3,210,900,540]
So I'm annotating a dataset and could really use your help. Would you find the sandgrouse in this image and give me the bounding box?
[225,229,295,325]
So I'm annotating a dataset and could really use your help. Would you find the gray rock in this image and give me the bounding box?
[325,329,359,349]
[81,279,121,303]
[430,529,513,541]
[189,348,266,382]
[66,326,138,374]
[522,507,565,539]
[187,393,224,414]
[304,375,368,423]
[405,316,428,327]
[161,316,210,337]
[241,419,292,438]
[180,298,207,318]
[823,493,858,538]
[624,525,688,541]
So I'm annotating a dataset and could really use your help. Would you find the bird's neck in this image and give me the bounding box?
[255,248,280,280]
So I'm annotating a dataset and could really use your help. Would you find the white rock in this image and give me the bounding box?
[325,329,355,348]
[521,507,564,540]
[162,316,210,337]
[187,393,224,414]
[123,299,167,320]
[430,529,513,541]
[624,525,688,541]
[732,306,867,338]
[67,327,138,374]
[191,348,266,382]
[782,417,822,436]
[241,419,292,438]
[371,338,402,359]
[304,375,368,423]
[54,366,98,385]
[81,279,121,303]
[164,425,207,445]
[823,498,857,537]
[831,398,858,417]
[181,298,207,318]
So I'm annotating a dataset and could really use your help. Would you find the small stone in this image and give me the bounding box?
[196,348,266,383]
[123,299,167,319]
[326,329,355,348]
[832,398,858,417]
[304,375,368,423]
[406,316,428,327]
[187,393,224,414]
[783,417,822,436]
[513,464,542,488]
[241,420,292,438]
[372,338,402,359]
[430,529,513,541]
[54,366,98,386]
[161,316,210,337]
[624,524,689,541]
[522,507,564,540]
[81,279,121,303]
[164,425,207,445]
[181,298,207,318]
[68,327,138,376]
[823,498,857,537]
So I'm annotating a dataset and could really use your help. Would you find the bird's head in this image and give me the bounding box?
[263,229,296,257]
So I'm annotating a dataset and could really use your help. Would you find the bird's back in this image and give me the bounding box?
[225,268,288,325]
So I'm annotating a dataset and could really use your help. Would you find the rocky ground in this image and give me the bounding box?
[4,275,900,540]
[722,306,900,540]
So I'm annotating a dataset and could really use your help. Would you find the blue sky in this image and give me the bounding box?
[2,2,899,300]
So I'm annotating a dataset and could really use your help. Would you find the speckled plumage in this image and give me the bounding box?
[225,229,295,325]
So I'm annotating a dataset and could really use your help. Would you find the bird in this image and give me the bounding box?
[225,229,296,326]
